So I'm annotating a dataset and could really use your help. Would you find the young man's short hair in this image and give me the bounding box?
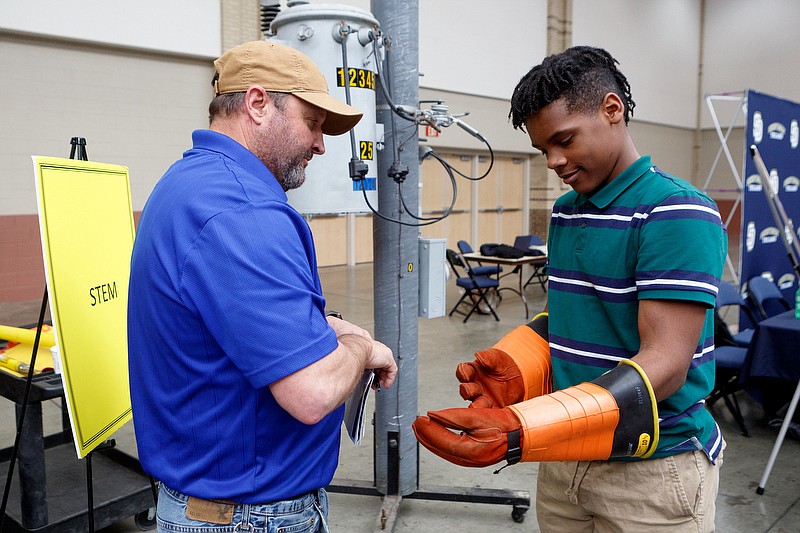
[509,46,635,131]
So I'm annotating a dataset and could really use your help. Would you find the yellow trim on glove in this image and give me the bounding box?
[617,359,660,458]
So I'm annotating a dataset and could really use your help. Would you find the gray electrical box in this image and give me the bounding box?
[418,237,446,318]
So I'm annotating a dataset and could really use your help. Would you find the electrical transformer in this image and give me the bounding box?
[269,2,381,214]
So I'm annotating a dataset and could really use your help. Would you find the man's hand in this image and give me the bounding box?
[326,315,373,339]
[364,338,397,390]
[326,315,397,390]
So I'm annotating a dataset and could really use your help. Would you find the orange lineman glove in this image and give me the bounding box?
[456,313,551,409]
[412,359,659,468]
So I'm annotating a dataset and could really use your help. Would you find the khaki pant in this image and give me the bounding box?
[536,449,723,533]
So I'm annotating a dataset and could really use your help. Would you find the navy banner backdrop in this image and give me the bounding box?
[741,90,800,304]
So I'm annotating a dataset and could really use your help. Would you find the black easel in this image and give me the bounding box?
[68,138,101,533]
[68,136,88,162]
[68,138,159,530]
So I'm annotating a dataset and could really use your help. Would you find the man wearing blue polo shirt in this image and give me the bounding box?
[413,46,726,532]
[128,41,397,533]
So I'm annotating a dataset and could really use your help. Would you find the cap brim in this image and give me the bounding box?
[294,91,364,136]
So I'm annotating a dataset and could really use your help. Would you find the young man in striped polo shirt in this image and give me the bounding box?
[413,46,727,532]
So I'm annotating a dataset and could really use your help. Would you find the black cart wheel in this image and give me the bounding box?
[135,508,157,530]
[511,505,528,523]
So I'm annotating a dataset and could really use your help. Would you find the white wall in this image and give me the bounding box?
[573,0,701,129]
[417,1,548,101]
[0,36,211,215]
[572,0,800,130]
[701,0,800,128]
[0,0,222,57]
[313,0,548,101]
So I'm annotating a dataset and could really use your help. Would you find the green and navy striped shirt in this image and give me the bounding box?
[547,155,727,463]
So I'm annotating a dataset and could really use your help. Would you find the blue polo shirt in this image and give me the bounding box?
[547,156,727,463]
[128,130,340,502]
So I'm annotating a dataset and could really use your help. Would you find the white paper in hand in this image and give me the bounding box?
[343,369,375,445]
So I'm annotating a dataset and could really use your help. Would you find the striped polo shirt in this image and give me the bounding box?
[547,156,728,463]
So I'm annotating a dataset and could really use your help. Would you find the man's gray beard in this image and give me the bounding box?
[277,162,306,192]
[255,151,306,192]
[249,115,309,191]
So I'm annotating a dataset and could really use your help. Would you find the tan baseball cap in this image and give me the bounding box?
[213,40,363,136]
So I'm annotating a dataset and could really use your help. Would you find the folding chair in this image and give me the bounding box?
[707,341,751,437]
[716,280,758,347]
[516,235,547,291]
[446,249,500,323]
[747,276,791,320]
[706,282,763,437]
[456,240,503,277]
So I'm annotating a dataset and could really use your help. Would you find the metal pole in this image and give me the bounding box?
[371,0,419,497]
[757,378,800,494]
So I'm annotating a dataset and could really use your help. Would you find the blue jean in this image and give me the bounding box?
[157,484,329,533]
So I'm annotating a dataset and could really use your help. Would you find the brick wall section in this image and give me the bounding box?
[528,154,553,240]
[528,209,550,241]
[221,0,262,52]
[715,198,740,236]
[0,212,142,303]
[0,215,46,302]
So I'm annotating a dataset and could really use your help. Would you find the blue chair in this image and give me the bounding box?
[457,240,503,278]
[517,235,548,290]
[707,344,751,436]
[716,280,758,347]
[708,280,764,436]
[747,276,791,320]
[446,249,500,323]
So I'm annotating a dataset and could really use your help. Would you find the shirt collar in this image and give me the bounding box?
[190,130,287,200]
[577,155,652,209]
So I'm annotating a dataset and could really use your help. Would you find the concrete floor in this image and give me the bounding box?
[1,262,799,532]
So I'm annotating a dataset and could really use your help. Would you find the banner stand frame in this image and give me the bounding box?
[702,90,748,285]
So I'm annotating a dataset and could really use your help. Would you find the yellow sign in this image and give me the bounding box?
[33,156,135,458]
